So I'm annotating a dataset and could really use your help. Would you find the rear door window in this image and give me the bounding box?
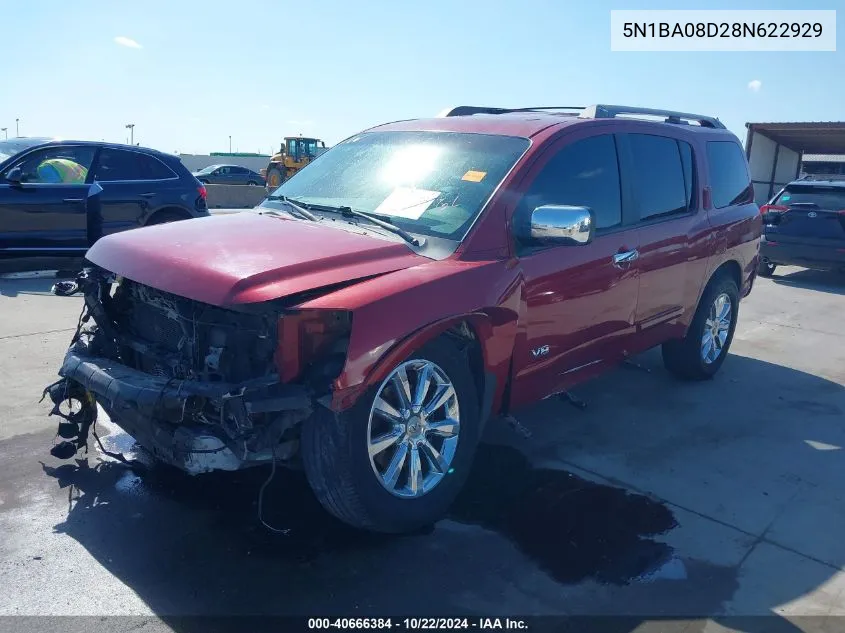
[707,141,753,208]
[627,134,691,221]
[93,149,176,181]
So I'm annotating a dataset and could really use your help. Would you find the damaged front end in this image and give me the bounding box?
[44,266,350,475]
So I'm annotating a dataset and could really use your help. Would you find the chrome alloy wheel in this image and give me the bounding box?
[701,292,732,364]
[367,359,460,498]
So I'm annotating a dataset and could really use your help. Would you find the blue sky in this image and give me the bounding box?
[1,0,841,154]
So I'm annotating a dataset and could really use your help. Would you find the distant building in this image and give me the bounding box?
[801,154,845,177]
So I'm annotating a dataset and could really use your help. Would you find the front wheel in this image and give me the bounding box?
[301,338,480,533]
[266,166,285,190]
[662,275,740,381]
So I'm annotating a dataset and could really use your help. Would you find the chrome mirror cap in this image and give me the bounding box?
[525,205,595,245]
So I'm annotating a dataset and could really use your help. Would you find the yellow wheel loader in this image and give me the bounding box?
[261,136,327,190]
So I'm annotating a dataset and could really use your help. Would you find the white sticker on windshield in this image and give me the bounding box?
[375,187,440,219]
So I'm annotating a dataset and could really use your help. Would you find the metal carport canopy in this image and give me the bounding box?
[745,121,845,204]
[746,121,845,154]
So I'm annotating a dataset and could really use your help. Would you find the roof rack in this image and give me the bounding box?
[439,104,725,129]
[798,174,845,182]
[578,105,725,129]
[438,106,584,117]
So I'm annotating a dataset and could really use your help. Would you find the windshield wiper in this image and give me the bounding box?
[295,202,420,246]
[261,196,318,222]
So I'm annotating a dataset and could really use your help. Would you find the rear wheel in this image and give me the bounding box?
[662,274,740,381]
[147,210,189,225]
[301,338,480,533]
[758,260,777,277]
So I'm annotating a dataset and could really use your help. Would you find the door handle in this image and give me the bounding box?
[63,198,84,203]
[612,249,639,268]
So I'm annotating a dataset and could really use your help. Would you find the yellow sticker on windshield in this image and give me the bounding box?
[462,170,487,183]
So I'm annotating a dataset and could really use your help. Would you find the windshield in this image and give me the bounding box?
[775,185,845,211]
[194,165,221,174]
[0,138,49,163]
[268,131,530,240]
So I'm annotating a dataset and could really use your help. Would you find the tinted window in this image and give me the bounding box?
[774,185,845,211]
[627,134,689,220]
[520,134,622,230]
[679,141,694,208]
[7,146,95,184]
[93,149,175,181]
[231,166,248,174]
[144,156,175,179]
[707,141,752,208]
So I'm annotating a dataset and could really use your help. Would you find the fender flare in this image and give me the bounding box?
[329,312,504,418]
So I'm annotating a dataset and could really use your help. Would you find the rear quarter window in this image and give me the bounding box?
[707,141,752,209]
[143,155,177,180]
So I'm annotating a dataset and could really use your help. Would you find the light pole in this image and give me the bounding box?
[125,123,135,145]
[15,118,19,137]
[229,135,232,153]
[1,128,6,140]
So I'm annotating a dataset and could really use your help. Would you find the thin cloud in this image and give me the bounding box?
[748,79,762,92]
[114,36,142,49]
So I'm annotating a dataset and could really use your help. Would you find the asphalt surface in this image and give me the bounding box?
[0,266,844,632]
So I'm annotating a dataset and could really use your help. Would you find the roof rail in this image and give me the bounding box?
[578,104,725,129]
[437,104,726,129]
[438,106,584,117]
[798,173,845,182]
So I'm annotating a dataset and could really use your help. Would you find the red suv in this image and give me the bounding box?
[45,105,761,533]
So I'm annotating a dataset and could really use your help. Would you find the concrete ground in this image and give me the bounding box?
[0,266,843,632]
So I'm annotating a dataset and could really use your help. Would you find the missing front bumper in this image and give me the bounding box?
[49,341,314,475]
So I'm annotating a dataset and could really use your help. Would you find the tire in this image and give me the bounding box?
[758,260,776,277]
[662,274,740,381]
[266,166,285,189]
[301,337,481,533]
[147,210,189,225]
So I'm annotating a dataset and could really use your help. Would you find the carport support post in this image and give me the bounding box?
[768,143,781,200]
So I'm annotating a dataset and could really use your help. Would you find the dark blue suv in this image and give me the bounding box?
[0,138,209,256]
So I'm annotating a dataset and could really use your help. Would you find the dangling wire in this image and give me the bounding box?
[257,443,291,534]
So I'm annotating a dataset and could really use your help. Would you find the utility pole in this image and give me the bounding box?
[125,123,135,145]
[1,128,6,140]
[229,135,232,153]
[15,119,19,136]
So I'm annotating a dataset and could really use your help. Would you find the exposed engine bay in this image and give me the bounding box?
[43,266,351,475]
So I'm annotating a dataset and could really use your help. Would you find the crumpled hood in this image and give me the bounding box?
[85,212,427,306]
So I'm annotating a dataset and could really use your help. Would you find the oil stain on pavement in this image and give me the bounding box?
[450,443,678,585]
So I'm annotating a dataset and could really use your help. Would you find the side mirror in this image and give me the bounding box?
[517,205,595,246]
[5,166,23,184]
